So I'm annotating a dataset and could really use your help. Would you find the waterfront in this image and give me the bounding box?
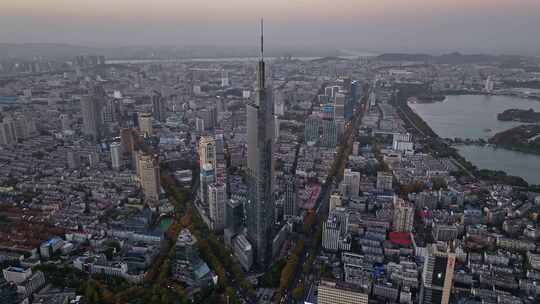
[409,94,540,139]
[410,95,540,184]
[456,145,540,184]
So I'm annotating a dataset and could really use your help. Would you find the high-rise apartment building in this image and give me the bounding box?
[138,153,160,202]
[226,197,244,234]
[232,233,253,271]
[246,21,275,268]
[0,119,16,147]
[81,87,104,141]
[322,208,350,252]
[305,115,320,144]
[198,136,216,168]
[110,142,122,171]
[283,176,297,219]
[152,92,167,122]
[208,183,226,232]
[393,198,414,233]
[320,119,338,148]
[221,70,230,87]
[333,93,346,122]
[138,112,153,137]
[120,128,135,156]
[101,99,119,123]
[199,164,215,207]
[343,169,360,198]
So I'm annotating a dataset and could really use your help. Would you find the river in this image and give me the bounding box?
[106,54,375,64]
[409,95,540,184]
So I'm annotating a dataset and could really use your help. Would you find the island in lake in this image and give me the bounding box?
[497,108,540,122]
[490,124,540,155]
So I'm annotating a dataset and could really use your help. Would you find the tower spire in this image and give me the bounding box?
[260,18,264,60]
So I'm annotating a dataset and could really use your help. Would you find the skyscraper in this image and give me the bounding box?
[101,99,119,123]
[305,115,320,144]
[198,136,216,168]
[138,153,160,203]
[320,119,338,148]
[283,176,297,219]
[246,20,275,268]
[152,92,167,122]
[110,142,122,171]
[226,197,245,234]
[208,183,226,232]
[221,70,230,87]
[120,128,135,157]
[334,93,345,122]
[420,244,456,304]
[81,86,104,141]
[199,163,215,207]
[0,118,16,147]
[343,169,360,198]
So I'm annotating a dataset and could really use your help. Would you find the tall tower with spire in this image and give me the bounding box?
[246,19,275,268]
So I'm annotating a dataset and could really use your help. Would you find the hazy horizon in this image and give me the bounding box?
[2,0,540,55]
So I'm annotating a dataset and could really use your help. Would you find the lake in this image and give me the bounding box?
[409,95,540,140]
[410,95,540,184]
[456,145,540,184]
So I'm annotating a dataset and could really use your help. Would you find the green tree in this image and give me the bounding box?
[292,282,305,301]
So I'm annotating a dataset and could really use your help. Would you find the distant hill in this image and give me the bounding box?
[376,52,524,64]
[309,56,351,63]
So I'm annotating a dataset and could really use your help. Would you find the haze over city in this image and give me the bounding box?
[1,1,540,304]
[1,0,540,54]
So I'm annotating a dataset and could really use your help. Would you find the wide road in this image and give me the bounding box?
[282,87,368,304]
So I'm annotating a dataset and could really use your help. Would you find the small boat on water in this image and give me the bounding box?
[483,128,492,133]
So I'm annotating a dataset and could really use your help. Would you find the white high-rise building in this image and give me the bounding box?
[208,183,227,231]
[232,233,253,271]
[221,70,230,87]
[393,198,414,232]
[274,91,285,116]
[343,169,360,198]
[322,208,350,252]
